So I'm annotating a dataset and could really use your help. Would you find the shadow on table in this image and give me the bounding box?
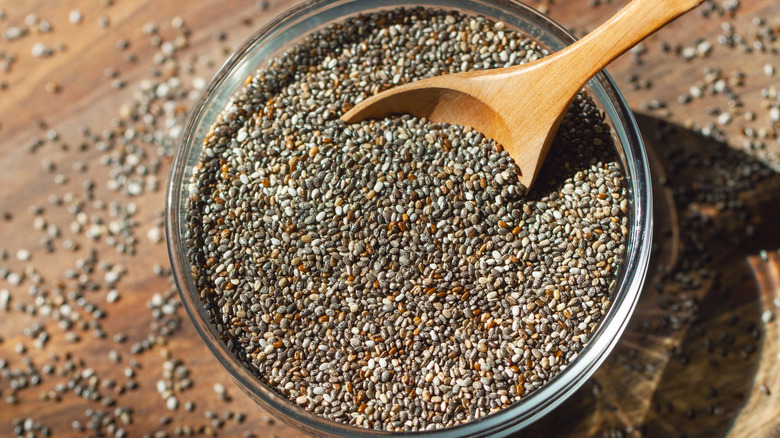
[512,112,780,438]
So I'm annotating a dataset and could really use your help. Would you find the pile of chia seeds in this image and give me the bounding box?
[184,7,629,431]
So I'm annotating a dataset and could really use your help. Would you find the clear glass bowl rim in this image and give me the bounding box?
[165,1,653,436]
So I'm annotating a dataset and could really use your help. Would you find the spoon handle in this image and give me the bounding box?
[548,0,704,87]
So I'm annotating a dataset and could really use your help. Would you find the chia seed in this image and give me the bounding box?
[183,7,629,432]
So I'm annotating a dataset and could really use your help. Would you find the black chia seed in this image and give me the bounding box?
[184,7,629,431]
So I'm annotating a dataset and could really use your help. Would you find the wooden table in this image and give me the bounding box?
[1,0,779,436]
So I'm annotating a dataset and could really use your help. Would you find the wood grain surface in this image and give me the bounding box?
[1,0,779,437]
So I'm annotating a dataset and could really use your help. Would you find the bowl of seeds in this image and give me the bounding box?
[166,0,653,436]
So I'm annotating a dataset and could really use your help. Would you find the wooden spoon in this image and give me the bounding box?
[342,0,703,189]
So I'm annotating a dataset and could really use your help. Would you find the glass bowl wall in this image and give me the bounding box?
[166,1,653,436]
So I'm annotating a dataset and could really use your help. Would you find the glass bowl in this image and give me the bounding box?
[165,0,653,436]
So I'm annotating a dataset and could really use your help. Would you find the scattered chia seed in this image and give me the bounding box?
[7,272,22,286]
[38,20,52,33]
[0,289,9,310]
[3,26,26,41]
[213,382,228,400]
[69,9,83,24]
[185,7,629,431]
[44,82,60,93]
[24,13,38,26]
[15,250,31,262]
[147,226,163,243]
[142,22,158,35]
[165,395,178,410]
[31,42,52,58]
